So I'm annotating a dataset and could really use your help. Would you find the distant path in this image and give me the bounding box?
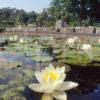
[0,31,100,38]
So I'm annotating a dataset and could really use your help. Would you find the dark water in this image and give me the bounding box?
[66,66,100,100]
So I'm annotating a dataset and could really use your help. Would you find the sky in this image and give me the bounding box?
[0,0,51,13]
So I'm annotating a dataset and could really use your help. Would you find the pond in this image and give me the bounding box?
[0,35,100,100]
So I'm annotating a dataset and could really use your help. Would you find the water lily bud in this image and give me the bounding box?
[41,94,53,100]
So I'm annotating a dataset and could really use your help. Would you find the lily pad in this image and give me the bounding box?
[0,61,22,69]
[32,56,53,62]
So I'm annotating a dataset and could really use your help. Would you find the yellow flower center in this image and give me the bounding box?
[43,70,59,81]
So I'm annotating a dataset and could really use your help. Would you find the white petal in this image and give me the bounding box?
[29,83,55,94]
[41,94,53,100]
[49,63,54,68]
[29,83,43,93]
[35,71,43,84]
[56,66,65,74]
[59,66,65,73]
[58,73,66,83]
[55,81,78,91]
[47,64,55,71]
[51,91,67,100]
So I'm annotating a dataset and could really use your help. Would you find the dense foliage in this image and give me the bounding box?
[48,0,100,26]
[0,7,38,27]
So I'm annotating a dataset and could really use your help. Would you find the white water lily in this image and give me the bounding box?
[9,35,18,42]
[29,64,78,100]
[35,41,38,44]
[81,44,92,51]
[80,44,93,60]
[9,37,14,41]
[66,38,75,45]
[50,37,53,40]
[19,38,24,44]
[65,37,80,46]
[13,35,18,41]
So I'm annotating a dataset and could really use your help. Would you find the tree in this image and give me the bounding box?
[49,0,99,26]
[16,10,29,26]
[0,7,38,27]
[36,9,49,27]
[28,11,38,24]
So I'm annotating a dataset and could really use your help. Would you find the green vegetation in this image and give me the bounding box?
[0,68,35,100]
[0,61,22,69]
[0,0,99,28]
[0,86,25,100]
[0,8,38,28]
[32,56,53,62]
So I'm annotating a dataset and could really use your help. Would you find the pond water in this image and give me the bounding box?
[0,35,100,100]
[0,52,36,83]
[67,66,100,100]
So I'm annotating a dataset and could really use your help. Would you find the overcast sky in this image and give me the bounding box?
[0,0,51,13]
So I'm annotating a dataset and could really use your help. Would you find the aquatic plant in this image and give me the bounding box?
[32,56,53,62]
[0,61,22,69]
[0,85,7,90]
[19,38,25,44]
[22,69,35,78]
[1,86,25,100]
[80,44,93,60]
[81,44,92,51]
[9,35,18,42]
[29,64,78,100]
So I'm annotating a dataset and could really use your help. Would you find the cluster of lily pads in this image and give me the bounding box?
[52,36,100,65]
[0,35,100,65]
[0,35,54,62]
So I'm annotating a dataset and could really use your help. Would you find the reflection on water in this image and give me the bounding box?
[68,84,100,100]
[66,66,100,100]
[0,52,36,67]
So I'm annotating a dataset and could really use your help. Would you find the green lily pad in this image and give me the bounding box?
[32,55,53,62]
[0,61,22,69]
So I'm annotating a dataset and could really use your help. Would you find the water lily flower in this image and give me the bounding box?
[65,37,77,48]
[65,37,80,46]
[13,35,18,41]
[19,38,24,44]
[9,36,18,42]
[80,44,93,60]
[81,44,92,51]
[35,41,38,44]
[9,37,14,41]
[29,64,78,100]
[66,38,75,45]
[50,36,54,40]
